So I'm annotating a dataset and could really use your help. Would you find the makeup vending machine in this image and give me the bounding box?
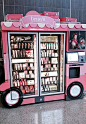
[1,10,86,108]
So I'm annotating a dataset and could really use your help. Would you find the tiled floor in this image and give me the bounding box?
[0,96,86,124]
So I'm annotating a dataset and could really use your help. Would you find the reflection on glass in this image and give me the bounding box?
[41,109,63,124]
[69,31,85,50]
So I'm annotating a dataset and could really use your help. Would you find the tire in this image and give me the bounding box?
[1,87,23,108]
[67,82,84,100]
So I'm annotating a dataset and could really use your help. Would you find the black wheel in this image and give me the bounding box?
[1,87,23,108]
[67,82,84,100]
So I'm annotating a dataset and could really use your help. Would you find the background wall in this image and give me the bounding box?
[0,0,86,24]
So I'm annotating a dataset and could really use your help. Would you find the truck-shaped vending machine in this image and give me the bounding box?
[0,11,86,108]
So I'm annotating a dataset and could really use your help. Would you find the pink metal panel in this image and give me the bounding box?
[3,54,10,80]
[60,17,77,22]
[66,31,69,51]
[1,31,8,53]
[84,74,86,91]
[65,75,85,91]
[5,14,23,21]
[0,80,10,91]
[65,64,69,77]
[44,94,65,101]
[21,98,35,105]
[66,63,85,77]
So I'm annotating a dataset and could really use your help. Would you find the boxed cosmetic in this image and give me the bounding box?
[27,80,34,85]
[41,11,60,22]
[51,58,58,64]
[60,17,77,23]
[19,72,25,79]
[26,50,33,57]
[49,71,57,76]
[41,72,47,77]
[5,14,23,21]
[25,86,30,93]
[26,74,29,78]
[49,85,57,91]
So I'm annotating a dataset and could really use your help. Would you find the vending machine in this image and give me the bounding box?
[0,10,86,108]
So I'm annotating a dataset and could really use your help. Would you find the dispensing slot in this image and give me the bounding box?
[69,67,80,78]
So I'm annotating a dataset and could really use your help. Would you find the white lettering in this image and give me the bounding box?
[31,16,45,23]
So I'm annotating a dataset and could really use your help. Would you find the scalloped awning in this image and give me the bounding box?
[3,22,86,30]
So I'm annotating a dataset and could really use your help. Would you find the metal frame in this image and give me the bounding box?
[39,32,66,96]
[8,32,39,98]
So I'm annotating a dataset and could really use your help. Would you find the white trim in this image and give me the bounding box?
[4,22,12,27]
[38,23,45,28]
[55,23,60,28]
[68,24,75,28]
[25,23,29,27]
[81,24,86,28]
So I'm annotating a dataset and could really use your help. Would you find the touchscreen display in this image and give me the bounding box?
[67,53,78,62]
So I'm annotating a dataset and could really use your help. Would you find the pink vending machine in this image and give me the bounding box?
[0,10,86,108]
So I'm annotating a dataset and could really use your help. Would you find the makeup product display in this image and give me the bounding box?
[10,34,36,95]
[40,35,63,94]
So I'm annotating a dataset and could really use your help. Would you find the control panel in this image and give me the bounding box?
[66,52,85,63]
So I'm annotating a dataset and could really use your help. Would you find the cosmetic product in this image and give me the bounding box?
[12,50,15,58]
[17,80,20,86]
[14,80,17,87]
[18,43,21,49]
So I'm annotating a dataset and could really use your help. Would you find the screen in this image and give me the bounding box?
[67,53,78,62]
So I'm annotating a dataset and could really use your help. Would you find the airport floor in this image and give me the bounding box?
[0,95,86,124]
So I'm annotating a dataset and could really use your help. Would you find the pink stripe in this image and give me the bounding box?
[0,81,10,91]
[21,98,35,105]
[44,94,65,101]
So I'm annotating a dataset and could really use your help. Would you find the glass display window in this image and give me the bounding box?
[8,32,39,98]
[39,33,65,95]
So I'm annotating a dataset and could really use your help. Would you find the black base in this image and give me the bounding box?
[35,96,44,103]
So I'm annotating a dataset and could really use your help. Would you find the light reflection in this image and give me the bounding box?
[41,109,63,124]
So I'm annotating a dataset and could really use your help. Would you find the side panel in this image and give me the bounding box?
[3,54,10,80]
[2,31,8,53]
[0,80,10,91]
[21,98,35,105]
[44,94,65,101]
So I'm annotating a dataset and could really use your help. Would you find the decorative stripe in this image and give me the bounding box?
[3,22,12,27]
[38,23,45,28]
[68,24,75,28]
[61,24,67,28]
[55,23,60,28]
[13,22,20,27]
[81,24,86,28]
[30,23,37,27]
[25,23,29,27]
[75,24,81,28]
